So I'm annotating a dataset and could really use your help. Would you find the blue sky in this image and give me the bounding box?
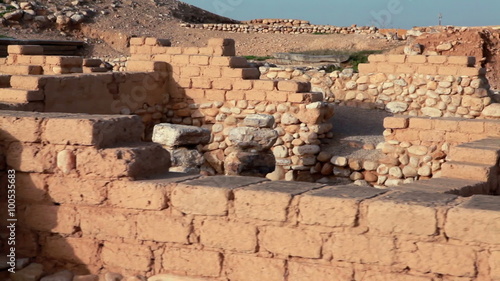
[182,0,499,29]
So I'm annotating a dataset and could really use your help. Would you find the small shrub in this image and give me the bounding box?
[243,55,274,61]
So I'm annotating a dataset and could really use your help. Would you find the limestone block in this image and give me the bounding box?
[152,124,210,146]
[228,127,278,151]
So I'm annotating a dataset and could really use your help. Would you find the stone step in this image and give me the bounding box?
[449,142,500,166]
[0,64,43,75]
[10,75,47,90]
[392,177,489,197]
[0,88,44,103]
[83,67,109,73]
[76,143,171,179]
[0,101,44,111]
[441,161,497,182]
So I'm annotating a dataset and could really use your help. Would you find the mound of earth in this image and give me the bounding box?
[411,27,500,89]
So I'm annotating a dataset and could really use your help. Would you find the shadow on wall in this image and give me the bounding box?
[0,128,91,278]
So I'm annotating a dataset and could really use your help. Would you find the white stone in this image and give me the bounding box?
[292,145,321,156]
[330,156,348,167]
[153,124,210,146]
[243,114,275,128]
[421,107,443,117]
[386,101,409,113]
[408,145,428,156]
[418,165,432,177]
[389,166,403,178]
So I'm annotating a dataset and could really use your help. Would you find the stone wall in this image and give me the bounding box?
[2,111,500,281]
[260,54,500,119]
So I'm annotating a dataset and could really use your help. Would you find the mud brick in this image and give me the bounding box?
[184,88,205,100]
[449,142,500,165]
[47,177,107,205]
[6,142,56,173]
[245,91,266,101]
[407,55,427,64]
[200,219,257,252]
[458,119,485,134]
[126,61,167,72]
[130,37,146,46]
[377,63,396,73]
[43,236,99,265]
[162,248,221,277]
[396,64,416,74]
[75,143,170,179]
[212,79,233,90]
[226,90,245,100]
[457,67,484,76]
[171,176,266,216]
[137,211,191,243]
[277,80,311,92]
[328,234,395,265]
[80,207,137,239]
[441,161,497,181]
[383,116,409,129]
[299,186,386,227]
[357,63,377,74]
[184,47,200,55]
[433,118,459,132]
[181,66,201,77]
[205,89,225,101]
[234,181,323,222]
[417,65,438,75]
[10,75,47,90]
[259,226,322,258]
[266,91,288,102]
[171,54,191,65]
[191,77,212,89]
[222,68,260,79]
[438,66,459,76]
[20,205,78,234]
[288,262,353,281]
[447,56,475,67]
[211,56,249,68]
[8,45,43,55]
[387,55,406,63]
[253,80,277,91]
[42,114,144,148]
[190,55,210,65]
[225,255,285,281]
[102,242,152,272]
[232,80,253,90]
[408,117,433,130]
[368,54,386,63]
[288,92,323,103]
[0,111,44,142]
[16,173,49,203]
[107,179,169,210]
[166,47,184,55]
[367,191,457,236]
[201,66,222,78]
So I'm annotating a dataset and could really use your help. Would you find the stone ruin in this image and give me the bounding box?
[0,37,499,281]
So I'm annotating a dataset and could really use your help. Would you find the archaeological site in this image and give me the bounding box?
[0,0,499,281]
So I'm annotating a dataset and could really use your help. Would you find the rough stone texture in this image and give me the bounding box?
[224,150,275,177]
[242,114,275,128]
[228,127,278,151]
[152,124,211,146]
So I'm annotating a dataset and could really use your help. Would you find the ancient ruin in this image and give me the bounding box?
[0,33,499,281]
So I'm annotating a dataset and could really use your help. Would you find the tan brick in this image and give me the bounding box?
[102,242,151,272]
[358,63,377,74]
[235,181,323,222]
[428,55,448,64]
[211,56,249,68]
[266,91,288,102]
[212,79,233,90]
[246,91,267,101]
[447,56,475,67]
[384,116,409,129]
[184,88,206,100]
[253,80,277,90]
[399,242,476,277]
[457,67,483,76]
[407,55,427,64]
[201,66,222,78]
[6,142,56,173]
[233,80,252,90]
[288,92,323,103]
[191,77,212,89]
[490,251,500,279]
[222,68,260,79]
[356,272,432,281]
[151,46,168,54]
[277,80,311,92]
[190,55,210,65]
[417,65,438,75]
[181,66,201,77]
[43,237,99,265]
[409,117,433,130]
[127,61,168,72]
[205,89,225,101]
[367,192,457,236]
[485,122,500,137]
[200,219,257,252]
[184,47,200,55]
[199,47,214,55]
[108,180,168,210]
[368,54,386,63]
[445,132,471,144]
[438,66,459,76]
[166,47,183,55]
[171,55,191,65]
[162,248,221,277]
[80,207,137,239]
[394,129,420,142]
[226,90,245,100]
[288,261,353,281]
[10,75,48,90]
[8,45,43,55]
[458,120,485,134]
[130,37,146,46]
[47,177,107,205]
[152,54,171,62]
[444,196,500,245]
[260,226,322,258]
[434,118,459,131]
[138,213,192,244]
[377,63,396,73]
[171,176,266,216]
[16,55,31,64]
[419,130,445,142]
[225,255,285,281]
[396,64,416,74]
[328,234,395,265]
[0,113,43,142]
[16,173,49,203]
[20,205,78,234]
[299,186,386,227]
[387,54,406,63]
[30,55,45,65]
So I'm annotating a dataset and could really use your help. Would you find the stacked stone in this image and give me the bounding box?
[181,23,380,35]
[242,18,311,25]
[224,114,278,177]
[101,56,129,72]
[152,123,210,174]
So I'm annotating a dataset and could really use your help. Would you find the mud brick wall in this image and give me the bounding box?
[0,45,84,75]
[260,54,500,119]
[379,116,500,189]
[128,38,334,180]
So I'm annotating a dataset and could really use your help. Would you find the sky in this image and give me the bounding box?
[181,0,499,29]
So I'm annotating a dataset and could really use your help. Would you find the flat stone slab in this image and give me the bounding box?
[379,191,458,207]
[240,181,325,195]
[305,185,388,200]
[461,195,500,211]
[152,123,211,147]
[180,176,268,189]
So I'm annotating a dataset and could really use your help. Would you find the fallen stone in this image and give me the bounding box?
[386,101,409,113]
[41,270,73,281]
[228,127,278,151]
[436,43,453,51]
[242,114,275,128]
[168,147,204,168]
[153,124,210,146]
[482,103,500,118]
[421,107,443,117]
[10,263,44,281]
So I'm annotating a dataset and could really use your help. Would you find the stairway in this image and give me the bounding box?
[0,75,44,111]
